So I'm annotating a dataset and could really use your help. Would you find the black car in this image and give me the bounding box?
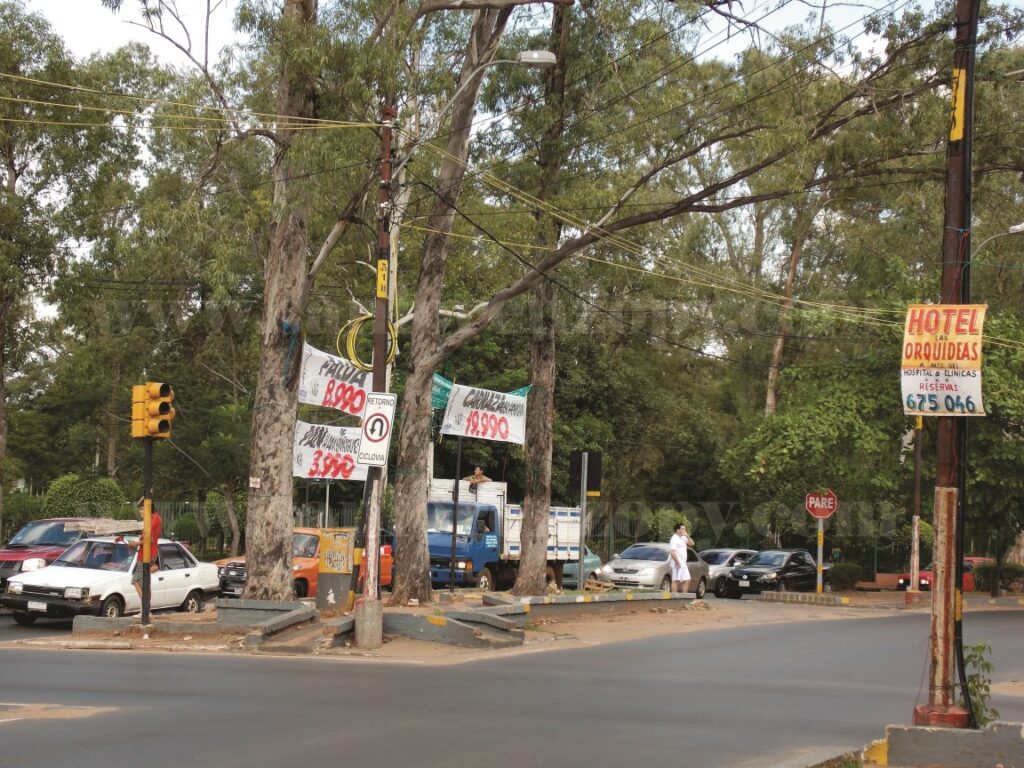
[721,549,829,598]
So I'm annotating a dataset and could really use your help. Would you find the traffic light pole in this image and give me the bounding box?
[142,438,153,625]
[913,0,980,728]
[353,104,396,649]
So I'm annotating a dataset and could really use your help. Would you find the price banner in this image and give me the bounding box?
[297,342,371,418]
[901,304,986,417]
[293,421,370,480]
[440,384,527,445]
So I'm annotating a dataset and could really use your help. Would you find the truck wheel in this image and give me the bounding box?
[13,613,37,627]
[293,579,308,598]
[476,567,494,591]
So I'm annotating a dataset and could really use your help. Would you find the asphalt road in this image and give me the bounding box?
[1,608,1021,768]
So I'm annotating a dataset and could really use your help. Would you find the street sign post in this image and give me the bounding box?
[357,393,397,467]
[805,490,838,594]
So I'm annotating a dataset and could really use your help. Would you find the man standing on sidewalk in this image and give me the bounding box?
[669,522,692,594]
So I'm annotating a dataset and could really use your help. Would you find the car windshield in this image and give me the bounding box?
[745,551,787,567]
[426,502,478,536]
[700,551,732,565]
[618,545,668,562]
[7,521,83,548]
[293,533,319,559]
[54,540,135,572]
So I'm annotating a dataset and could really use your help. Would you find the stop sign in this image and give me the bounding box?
[805,489,838,519]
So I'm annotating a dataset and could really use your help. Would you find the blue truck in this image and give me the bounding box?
[426,479,581,591]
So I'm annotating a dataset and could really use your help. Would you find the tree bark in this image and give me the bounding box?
[243,0,318,600]
[107,360,119,476]
[512,2,569,597]
[223,484,242,557]
[389,9,512,605]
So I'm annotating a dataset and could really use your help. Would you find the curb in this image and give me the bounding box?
[382,612,524,649]
[760,592,851,607]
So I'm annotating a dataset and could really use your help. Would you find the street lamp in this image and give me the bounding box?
[972,221,1024,256]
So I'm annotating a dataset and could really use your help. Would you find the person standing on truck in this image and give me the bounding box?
[464,467,491,489]
[669,522,692,594]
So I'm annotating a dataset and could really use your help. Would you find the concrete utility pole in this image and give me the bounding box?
[354,104,397,650]
[913,0,980,728]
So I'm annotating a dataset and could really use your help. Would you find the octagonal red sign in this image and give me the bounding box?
[805,489,838,519]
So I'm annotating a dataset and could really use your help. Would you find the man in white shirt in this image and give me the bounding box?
[669,522,692,593]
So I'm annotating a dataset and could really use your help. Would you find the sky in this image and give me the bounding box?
[26,0,240,67]
[28,0,893,68]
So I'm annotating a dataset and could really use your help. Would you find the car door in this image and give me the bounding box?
[790,552,816,590]
[152,543,198,609]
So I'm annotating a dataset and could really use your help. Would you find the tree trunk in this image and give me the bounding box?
[513,279,557,596]
[765,203,816,416]
[107,360,119,476]
[389,9,511,605]
[243,0,318,600]
[512,3,569,597]
[223,485,242,557]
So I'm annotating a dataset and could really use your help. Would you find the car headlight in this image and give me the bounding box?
[64,587,89,600]
[21,558,47,572]
[218,567,225,578]
[639,567,658,577]
[759,573,777,581]
[8,582,23,595]
[600,564,613,573]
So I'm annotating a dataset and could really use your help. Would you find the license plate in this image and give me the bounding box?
[739,580,750,588]
[27,601,48,613]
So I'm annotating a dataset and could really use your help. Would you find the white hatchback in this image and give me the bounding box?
[1,537,220,626]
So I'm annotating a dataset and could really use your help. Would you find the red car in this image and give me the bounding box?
[0,518,98,592]
[896,556,993,592]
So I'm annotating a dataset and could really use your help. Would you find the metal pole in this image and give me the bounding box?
[450,436,463,593]
[911,416,923,591]
[816,518,824,593]
[914,0,979,728]
[142,438,153,625]
[579,452,588,590]
[324,481,330,528]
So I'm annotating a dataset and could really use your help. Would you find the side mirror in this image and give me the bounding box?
[612,553,619,560]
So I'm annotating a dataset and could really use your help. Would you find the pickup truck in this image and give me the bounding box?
[426,479,581,591]
[720,548,831,597]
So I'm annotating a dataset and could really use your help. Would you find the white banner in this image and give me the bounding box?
[293,421,370,481]
[297,342,371,418]
[440,384,527,445]
[901,304,986,416]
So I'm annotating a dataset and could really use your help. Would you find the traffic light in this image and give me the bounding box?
[131,382,175,439]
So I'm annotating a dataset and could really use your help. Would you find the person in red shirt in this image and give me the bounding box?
[131,497,162,599]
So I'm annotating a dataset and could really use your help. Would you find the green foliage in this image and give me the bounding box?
[2,492,45,540]
[649,508,693,543]
[172,512,202,545]
[974,561,1024,593]
[41,474,129,519]
[827,562,865,591]
[960,643,999,727]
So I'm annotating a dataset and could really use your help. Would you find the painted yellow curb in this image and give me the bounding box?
[862,738,888,766]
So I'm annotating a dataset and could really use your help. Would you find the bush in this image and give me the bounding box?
[828,562,865,591]
[172,512,202,546]
[42,474,129,519]
[974,561,1024,593]
[2,492,45,541]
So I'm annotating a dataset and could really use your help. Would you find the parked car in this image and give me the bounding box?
[721,549,829,597]
[0,517,100,592]
[1,537,219,626]
[896,557,993,592]
[562,546,603,589]
[596,542,710,598]
[216,527,394,598]
[699,548,758,597]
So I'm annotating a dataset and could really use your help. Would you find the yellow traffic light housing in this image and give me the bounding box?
[131,382,175,439]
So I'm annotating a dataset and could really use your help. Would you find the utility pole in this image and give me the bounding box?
[353,104,396,649]
[910,416,923,597]
[913,0,980,728]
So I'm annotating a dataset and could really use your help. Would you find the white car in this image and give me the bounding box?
[1,537,220,626]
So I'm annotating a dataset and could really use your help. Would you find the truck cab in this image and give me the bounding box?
[427,500,500,588]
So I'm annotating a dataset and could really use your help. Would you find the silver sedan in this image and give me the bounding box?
[596,542,710,598]
[699,548,758,597]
